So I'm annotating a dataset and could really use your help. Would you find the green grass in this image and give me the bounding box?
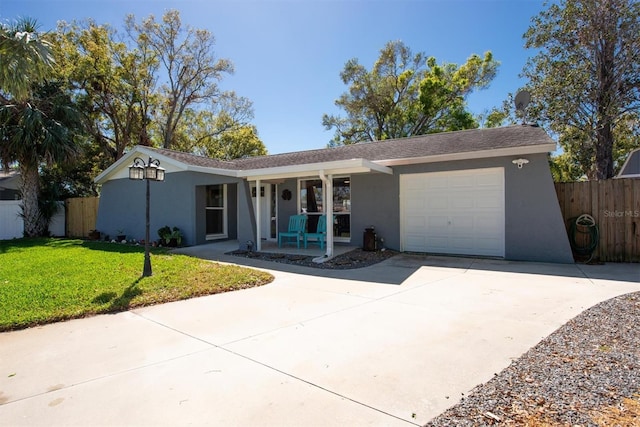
[0,238,273,331]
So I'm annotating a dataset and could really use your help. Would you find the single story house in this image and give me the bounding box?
[94,124,574,263]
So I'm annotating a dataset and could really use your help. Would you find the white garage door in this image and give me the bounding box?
[400,168,505,257]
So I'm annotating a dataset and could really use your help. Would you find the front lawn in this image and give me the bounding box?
[0,238,273,331]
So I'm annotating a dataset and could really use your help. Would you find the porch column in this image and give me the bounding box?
[314,170,334,263]
[325,174,334,258]
[255,179,262,251]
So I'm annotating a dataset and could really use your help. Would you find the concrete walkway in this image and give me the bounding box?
[1,242,638,426]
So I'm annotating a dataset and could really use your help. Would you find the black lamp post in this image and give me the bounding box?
[128,156,165,277]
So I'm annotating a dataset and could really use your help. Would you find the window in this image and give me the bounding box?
[333,177,351,213]
[333,177,351,238]
[299,177,351,240]
[206,184,227,238]
[300,179,323,214]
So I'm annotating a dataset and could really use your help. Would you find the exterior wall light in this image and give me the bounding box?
[512,158,530,169]
[128,156,165,277]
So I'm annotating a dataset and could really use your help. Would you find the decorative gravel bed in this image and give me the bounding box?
[426,291,640,426]
[227,248,398,269]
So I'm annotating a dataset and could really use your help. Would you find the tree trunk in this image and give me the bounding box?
[595,122,615,180]
[594,21,616,180]
[20,164,46,237]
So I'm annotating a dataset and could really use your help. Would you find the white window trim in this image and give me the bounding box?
[206,184,228,240]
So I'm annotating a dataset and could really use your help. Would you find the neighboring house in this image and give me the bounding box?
[94,124,573,263]
[0,170,21,200]
[617,148,640,178]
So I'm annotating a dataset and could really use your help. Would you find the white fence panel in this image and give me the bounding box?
[49,202,65,237]
[0,201,23,239]
[0,201,66,239]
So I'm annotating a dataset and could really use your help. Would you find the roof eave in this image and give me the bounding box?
[375,143,556,167]
[240,158,393,181]
[95,146,188,184]
[94,149,144,185]
[184,165,239,177]
[94,146,239,184]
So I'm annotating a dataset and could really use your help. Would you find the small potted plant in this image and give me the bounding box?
[167,227,183,247]
[157,226,171,246]
[157,226,183,247]
[116,229,126,242]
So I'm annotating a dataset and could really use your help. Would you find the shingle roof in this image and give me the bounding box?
[145,124,554,171]
[147,147,237,169]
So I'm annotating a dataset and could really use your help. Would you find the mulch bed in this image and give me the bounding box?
[227,247,398,269]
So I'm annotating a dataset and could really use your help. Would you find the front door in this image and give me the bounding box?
[251,183,276,240]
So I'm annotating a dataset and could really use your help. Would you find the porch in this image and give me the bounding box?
[258,239,357,258]
[176,239,359,260]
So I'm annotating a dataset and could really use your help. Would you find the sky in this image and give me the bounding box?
[0,0,548,154]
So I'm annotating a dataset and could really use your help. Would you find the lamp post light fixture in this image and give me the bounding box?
[128,156,165,277]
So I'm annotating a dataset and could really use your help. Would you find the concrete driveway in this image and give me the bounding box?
[1,244,639,426]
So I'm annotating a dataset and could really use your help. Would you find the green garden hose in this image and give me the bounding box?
[568,214,599,260]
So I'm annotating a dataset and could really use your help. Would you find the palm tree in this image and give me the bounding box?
[1,19,80,236]
[0,82,81,236]
[0,17,54,103]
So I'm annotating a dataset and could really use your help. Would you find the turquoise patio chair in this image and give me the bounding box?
[278,214,307,248]
[304,215,327,249]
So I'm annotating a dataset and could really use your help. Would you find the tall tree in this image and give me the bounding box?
[322,40,498,146]
[418,52,498,133]
[55,20,158,161]
[523,0,640,180]
[55,12,262,166]
[126,10,234,149]
[172,93,267,159]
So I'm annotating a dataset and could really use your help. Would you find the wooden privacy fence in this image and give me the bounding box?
[555,179,640,262]
[66,197,99,238]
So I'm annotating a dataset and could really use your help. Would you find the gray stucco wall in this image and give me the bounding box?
[351,172,399,250]
[96,171,243,247]
[236,180,256,249]
[503,153,573,263]
[276,178,300,233]
[352,154,573,263]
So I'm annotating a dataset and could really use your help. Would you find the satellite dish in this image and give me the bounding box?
[514,90,531,124]
[514,90,531,111]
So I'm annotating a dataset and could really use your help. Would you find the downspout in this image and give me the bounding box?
[313,170,334,263]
